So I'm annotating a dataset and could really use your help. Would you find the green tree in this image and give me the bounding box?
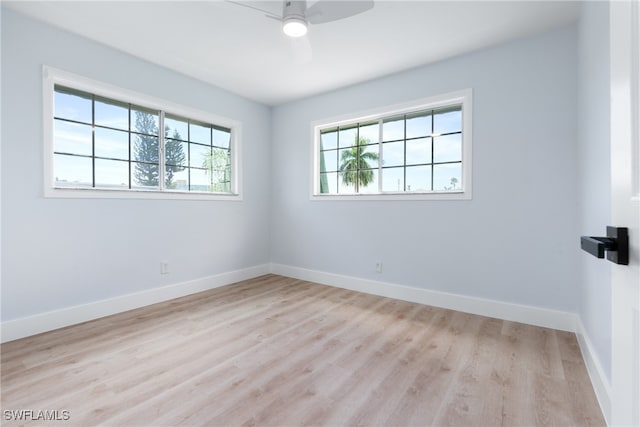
[133,111,185,188]
[444,177,459,191]
[133,112,159,187]
[164,129,186,189]
[203,148,231,192]
[339,136,379,192]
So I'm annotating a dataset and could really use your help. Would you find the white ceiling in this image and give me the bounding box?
[4,0,580,106]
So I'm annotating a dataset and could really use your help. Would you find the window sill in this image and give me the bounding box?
[310,191,471,201]
[45,187,242,201]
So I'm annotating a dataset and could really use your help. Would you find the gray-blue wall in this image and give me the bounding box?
[270,26,580,312]
[1,9,271,320]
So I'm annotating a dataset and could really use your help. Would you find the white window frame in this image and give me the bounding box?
[311,89,472,201]
[43,66,242,200]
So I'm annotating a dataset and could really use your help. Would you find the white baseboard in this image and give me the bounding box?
[2,264,577,343]
[0,264,270,343]
[576,318,613,425]
[269,263,578,332]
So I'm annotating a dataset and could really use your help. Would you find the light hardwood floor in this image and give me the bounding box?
[1,275,605,426]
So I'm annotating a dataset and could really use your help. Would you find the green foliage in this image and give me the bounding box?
[133,112,159,187]
[443,177,459,191]
[339,136,379,192]
[133,111,185,188]
[202,148,231,192]
[164,130,186,189]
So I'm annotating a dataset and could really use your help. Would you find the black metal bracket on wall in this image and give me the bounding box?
[580,226,629,265]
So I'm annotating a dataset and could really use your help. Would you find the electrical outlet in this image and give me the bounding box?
[375,261,383,273]
[160,261,169,275]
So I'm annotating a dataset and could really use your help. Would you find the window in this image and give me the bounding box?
[43,67,241,200]
[312,90,471,200]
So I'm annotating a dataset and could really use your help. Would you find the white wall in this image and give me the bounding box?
[270,26,580,312]
[577,0,612,383]
[0,9,271,322]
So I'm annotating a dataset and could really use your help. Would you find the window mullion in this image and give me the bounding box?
[430,110,435,191]
[378,119,383,193]
[356,124,360,193]
[128,105,132,189]
[91,95,96,188]
[403,114,407,192]
[159,111,166,191]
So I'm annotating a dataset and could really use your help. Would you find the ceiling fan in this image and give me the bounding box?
[278,0,374,37]
[228,0,374,62]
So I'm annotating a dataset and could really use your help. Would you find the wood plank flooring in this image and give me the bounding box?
[1,274,605,426]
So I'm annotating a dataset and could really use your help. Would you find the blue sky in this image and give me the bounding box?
[320,107,463,194]
[53,87,230,190]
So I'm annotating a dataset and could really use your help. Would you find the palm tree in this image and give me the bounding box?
[339,136,379,192]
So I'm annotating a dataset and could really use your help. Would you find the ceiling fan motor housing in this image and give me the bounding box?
[283,0,307,21]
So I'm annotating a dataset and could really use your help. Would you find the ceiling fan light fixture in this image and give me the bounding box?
[283,16,307,37]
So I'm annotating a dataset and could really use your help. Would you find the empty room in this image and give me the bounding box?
[1,0,638,426]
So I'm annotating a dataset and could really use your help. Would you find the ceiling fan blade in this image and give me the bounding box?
[289,34,313,64]
[306,0,374,24]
